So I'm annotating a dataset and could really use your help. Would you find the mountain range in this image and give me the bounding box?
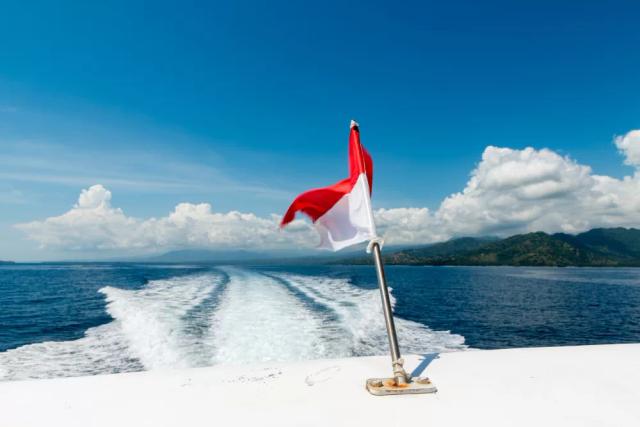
[341,228,640,267]
[36,227,640,266]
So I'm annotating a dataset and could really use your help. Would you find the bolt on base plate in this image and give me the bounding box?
[366,377,437,396]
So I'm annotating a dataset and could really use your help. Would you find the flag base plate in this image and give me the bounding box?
[366,376,437,396]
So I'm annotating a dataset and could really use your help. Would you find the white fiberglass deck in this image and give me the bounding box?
[1,344,639,426]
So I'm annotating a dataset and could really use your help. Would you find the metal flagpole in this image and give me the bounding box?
[350,119,436,395]
[366,240,437,396]
[371,240,408,385]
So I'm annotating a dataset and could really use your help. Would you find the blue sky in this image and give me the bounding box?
[1,0,639,260]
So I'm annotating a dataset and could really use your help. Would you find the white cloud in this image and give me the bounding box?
[433,145,596,236]
[374,207,443,244]
[15,129,640,252]
[378,130,640,244]
[16,185,317,252]
[615,130,640,167]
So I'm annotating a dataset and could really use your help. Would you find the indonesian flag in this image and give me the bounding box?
[281,120,377,251]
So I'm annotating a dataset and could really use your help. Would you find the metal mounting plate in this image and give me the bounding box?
[366,377,437,396]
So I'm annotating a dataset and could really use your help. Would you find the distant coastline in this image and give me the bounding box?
[6,227,640,268]
[338,227,640,267]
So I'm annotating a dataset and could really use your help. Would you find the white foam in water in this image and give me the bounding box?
[0,267,466,381]
[209,267,333,364]
[0,322,139,381]
[100,273,221,369]
[0,272,222,381]
[270,272,467,355]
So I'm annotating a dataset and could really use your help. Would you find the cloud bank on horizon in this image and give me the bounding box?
[16,130,640,254]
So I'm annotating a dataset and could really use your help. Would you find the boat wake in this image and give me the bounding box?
[0,267,465,381]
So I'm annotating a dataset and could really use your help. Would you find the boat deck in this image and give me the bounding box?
[2,343,639,426]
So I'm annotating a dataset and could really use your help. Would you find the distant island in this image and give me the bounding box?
[341,228,640,267]
[16,228,640,267]
[0,260,15,265]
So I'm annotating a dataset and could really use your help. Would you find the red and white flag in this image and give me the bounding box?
[281,120,378,251]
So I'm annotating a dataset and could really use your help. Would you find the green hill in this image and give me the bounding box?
[443,232,620,266]
[556,228,640,261]
[339,228,640,267]
[345,236,496,265]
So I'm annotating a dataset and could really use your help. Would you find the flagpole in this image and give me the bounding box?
[370,240,408,385]
[366,239,437,395]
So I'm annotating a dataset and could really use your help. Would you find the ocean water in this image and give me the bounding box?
[1,263,639,381]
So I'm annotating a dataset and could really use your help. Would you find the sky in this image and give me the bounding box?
[1,0,639,261]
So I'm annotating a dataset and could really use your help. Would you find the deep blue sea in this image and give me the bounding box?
[1,263,640,381]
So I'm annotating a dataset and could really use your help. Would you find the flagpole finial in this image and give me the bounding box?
[350,119,359,129]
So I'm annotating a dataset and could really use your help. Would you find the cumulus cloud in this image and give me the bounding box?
[377,129,640,244]
[15,129,640,252]
[615,130,640,167]
[16,185,317,252]
[433,146,596,236]
[374,207,443,244]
